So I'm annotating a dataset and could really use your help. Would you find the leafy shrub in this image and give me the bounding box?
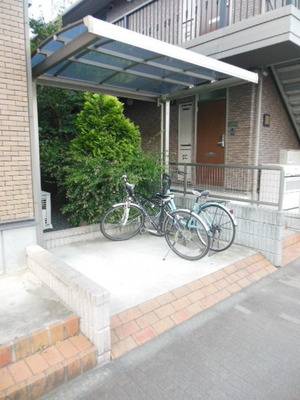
[62,94,163,226]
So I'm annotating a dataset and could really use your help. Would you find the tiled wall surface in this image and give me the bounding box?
[0,0,33,223]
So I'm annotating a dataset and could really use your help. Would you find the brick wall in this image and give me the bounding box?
[0,0,33,223]
[123,100,161,152]
[226,78,299,166]
[259,74,299,164]
[123,98,179,162]
[226,83,257,165]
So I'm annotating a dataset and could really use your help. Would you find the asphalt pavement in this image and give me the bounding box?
[40,257,300,400]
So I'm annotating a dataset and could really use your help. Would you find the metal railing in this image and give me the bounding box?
[112,0,300,45]
[169,162,288,210]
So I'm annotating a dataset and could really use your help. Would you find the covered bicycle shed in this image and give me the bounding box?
[31,16,258,242]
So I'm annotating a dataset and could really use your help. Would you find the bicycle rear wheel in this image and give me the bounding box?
[200,204,236,252]
[100,203,145,241]
[163,209,210,261]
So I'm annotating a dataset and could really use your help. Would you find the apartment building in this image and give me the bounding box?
[60,0,300,170]
[1,0,300,274]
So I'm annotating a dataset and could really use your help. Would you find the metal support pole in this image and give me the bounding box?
[278,167,285,211]
[164,100,170,170]
[30,83,44,246]
[252,71,263,203]
[183,164,188,195]
[160,100,164,165]
[25,0,43,246]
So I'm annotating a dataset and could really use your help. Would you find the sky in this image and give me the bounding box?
[28,0,78,22]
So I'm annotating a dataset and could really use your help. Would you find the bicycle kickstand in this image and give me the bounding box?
[162,247,172,261]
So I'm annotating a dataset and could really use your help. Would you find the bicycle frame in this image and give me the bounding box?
[101,174,212,260]
[120,189,168,234]
[120,174,212,236]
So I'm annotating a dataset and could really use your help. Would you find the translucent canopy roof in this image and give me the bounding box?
[32,16,258,102]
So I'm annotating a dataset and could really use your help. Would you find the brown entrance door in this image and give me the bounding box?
[196,99,226,186]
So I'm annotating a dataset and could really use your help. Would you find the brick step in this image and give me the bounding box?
[283,232,300,249]
[282,232,300,266]
[0,333,97,400]
[0,316,80,369]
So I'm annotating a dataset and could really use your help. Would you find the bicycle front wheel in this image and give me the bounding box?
[200,204,236,252]
[100,203,145,241]
[163,209,211,261]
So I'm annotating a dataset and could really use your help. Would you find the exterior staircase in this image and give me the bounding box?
[0,316,97,399]
[272,59,300,140]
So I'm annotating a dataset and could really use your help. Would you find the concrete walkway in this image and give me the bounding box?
[50,234,257,316]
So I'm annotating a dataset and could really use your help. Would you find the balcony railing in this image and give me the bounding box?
[112,0,300,45]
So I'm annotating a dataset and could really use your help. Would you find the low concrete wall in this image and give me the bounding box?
[44,224,101,249]
[175,195,285,267]
[0,221,37,274]
[285,211,300,231]
[26,245,110,366]
[233,204,284,267]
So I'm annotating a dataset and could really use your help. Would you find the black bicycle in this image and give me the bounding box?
[100,175,211,261]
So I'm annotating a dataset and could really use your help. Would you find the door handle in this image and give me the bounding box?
[217,134,225,148]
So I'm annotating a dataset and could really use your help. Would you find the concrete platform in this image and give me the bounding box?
[0,269,72,345]
[50,233,257,316]
[0,233,255,346]
[1,230,299,400]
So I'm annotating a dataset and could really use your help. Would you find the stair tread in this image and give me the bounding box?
[0,316,79,369]
[0,334,97,398]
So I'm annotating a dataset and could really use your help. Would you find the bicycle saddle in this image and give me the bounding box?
[155,193,174,202]
[125,182,135,195]
[192,189,210,198]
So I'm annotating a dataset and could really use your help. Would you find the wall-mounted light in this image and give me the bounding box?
[263,113,270,127]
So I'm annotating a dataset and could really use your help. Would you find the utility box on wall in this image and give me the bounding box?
[279,150,300,165]
[41,191,53,230]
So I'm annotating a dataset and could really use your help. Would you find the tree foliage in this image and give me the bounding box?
[38,86,85,186]
[30,17,86,190]
[62,94,163,226]
[30,16,62,53]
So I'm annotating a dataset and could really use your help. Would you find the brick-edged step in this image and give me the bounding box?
[0,316,79,369]
[282,232,300,266]
[0,316,98,400]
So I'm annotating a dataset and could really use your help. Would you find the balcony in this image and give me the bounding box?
[111,0,300,137]
[111,1,298,48]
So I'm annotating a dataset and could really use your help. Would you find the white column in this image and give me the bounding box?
[164,100,170,168]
